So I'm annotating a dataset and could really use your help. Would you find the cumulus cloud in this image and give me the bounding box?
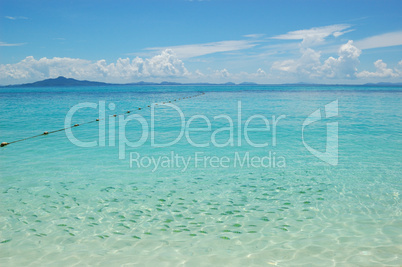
[396,61,402,76]
[213,68,231,78]
[256,68,267,77]
[271,40,362,79]
[272,24,352,46]
[0,49,189,84]
[271,48,321,75]
[357,60,398,78]
[0,56,93,80]
[319,40,361,78]
[237,68,268,82]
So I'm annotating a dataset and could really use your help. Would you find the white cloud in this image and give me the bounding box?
[354,31,402,50]
[256,68,266,77]
[271,48,321,75]
[396,61,402,76]
[357,60,399,78]
[144,49,189,77]
[271,40,362,79]
[213,68,231,78]
[0,49,189,84]
[5,16,28,20]
[319,40,361,78]
[194,69,205,77]
[198,68,269,83]
[243,34,265,38]
[0,41,25,47]
[237,68,268,81]
[272,24,352,46]
[145,40,257,58]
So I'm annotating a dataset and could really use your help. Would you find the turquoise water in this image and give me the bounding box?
[0,86,401,266]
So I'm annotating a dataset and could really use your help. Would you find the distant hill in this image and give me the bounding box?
[4,76,112,87]
[160,81,182,85]
[363,82,402,87]
[239,82,258,85]
[2,76,402,88]
[1,77,216,87]
[126,81,158,85]
[1,76,239,87]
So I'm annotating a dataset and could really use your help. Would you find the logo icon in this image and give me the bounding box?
[302,100,338,166]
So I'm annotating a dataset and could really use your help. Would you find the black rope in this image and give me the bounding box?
[1,92,205,147]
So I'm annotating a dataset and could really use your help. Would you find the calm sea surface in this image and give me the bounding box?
[0,85,401,266]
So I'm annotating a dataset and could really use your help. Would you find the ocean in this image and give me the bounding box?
[0,85,401,266]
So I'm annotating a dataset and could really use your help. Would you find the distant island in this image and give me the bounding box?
[3,76,112,87]
[1,76,402,88]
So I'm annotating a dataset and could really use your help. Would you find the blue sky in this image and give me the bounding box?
[1,0,402,84]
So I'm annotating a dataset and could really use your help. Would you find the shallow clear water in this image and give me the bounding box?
[0,86,401,266]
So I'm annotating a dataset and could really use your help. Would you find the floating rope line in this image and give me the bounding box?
[0,92,206,147]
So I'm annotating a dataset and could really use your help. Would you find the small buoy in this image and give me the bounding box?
[74,124,79,127]
[96,119,99,121]
[43,131,49,135]
[1,142,8,147]
[113,114,117,117]
[127,111,130,113]
[138,108,142,110]
[147,105,150,107]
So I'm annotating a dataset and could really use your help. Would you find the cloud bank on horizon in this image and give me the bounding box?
[2,27,401,85]
[1,0,401,85]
